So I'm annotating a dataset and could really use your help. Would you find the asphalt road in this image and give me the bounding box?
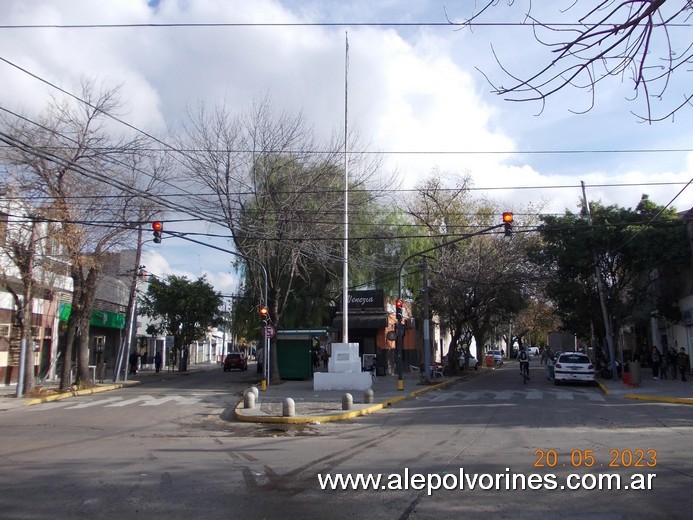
[0,360,691,519]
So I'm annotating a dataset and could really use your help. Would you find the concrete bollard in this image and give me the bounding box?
[342,393,353,410]
[283,397,295,417]
[363,388,374,404]
[248,386,259,399]
[243,390,256,409]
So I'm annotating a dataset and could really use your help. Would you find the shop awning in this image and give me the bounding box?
[332,313,389,330]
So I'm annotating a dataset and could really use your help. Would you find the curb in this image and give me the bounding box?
[22,381,140,406]
[234,377,461,424]
[623,393,693,405]
[596,379,692,405]
[596,380,609,395]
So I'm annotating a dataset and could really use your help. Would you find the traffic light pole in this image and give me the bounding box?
[157,229,270,387]
[395,223,504,389]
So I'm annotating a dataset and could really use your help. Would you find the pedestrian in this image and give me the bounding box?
[668,347,678,379]
[128,350,140,375]
[650,346,661,381]
[154,351,162,373]
[660,349,669,380]
[321,349,329,369]
[677,348,689,382]
[545,354,554,381]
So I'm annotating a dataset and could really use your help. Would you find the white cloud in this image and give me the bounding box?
[2,0,691,293]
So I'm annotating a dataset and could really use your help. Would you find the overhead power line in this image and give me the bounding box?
[0,21,691,29]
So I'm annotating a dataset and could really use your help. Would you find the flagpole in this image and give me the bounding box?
[342,31,349,344]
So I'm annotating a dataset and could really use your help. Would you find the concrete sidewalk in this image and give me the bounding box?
[597,370,693,405]
[234,371,463,424]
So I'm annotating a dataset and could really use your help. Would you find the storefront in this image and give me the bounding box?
[332,290,416,375]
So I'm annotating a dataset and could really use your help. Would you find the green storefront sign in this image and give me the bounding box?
[58,303,126,329]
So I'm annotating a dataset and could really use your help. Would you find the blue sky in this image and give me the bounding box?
[2,0,691,295]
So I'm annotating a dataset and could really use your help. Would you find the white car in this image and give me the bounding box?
[458,354,479,370]
[553,352,595,385]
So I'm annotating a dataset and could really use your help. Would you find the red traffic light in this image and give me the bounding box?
[502,212,513,237]
[152,221,163,243]
[395,299,403,308]
[259,306,269,319]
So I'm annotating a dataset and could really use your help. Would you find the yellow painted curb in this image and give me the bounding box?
[234,378,460,424]
[234,399,400,424]
[596,381,610,395]
[22,381,139,406]
[624,393,693,405]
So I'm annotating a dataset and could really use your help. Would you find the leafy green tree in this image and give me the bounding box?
[139,275,223,371]
[177,98,391,381]
[530,195,689,357]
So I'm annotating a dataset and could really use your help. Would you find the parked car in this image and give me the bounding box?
[223,353,248,371]
[458,354,479,370]
[527,346,540,356]
[491,350,504,365]
[553,352,595,385]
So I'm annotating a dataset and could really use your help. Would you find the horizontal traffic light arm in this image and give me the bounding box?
[396,222,505,300]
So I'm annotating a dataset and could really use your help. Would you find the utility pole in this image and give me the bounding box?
[581,181,617,378]
[115,225,143,383]
[422,258,431,384]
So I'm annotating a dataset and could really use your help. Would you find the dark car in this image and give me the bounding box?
[223,353,248,371]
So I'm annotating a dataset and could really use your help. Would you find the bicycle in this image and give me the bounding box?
[520,362,529,384]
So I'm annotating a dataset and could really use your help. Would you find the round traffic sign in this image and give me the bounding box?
[264,324,275,339]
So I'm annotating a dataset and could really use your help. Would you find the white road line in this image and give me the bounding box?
[64,397,124,409]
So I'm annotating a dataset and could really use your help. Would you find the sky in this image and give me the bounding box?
[2,0,692,296]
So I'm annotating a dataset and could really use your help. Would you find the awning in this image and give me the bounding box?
[332,313,389,330]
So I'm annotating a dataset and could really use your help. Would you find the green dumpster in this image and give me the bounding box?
[276,330,329,380]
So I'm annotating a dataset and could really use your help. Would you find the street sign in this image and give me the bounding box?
[264,324,275,339]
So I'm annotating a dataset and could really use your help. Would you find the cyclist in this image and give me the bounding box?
[518,346,530,380]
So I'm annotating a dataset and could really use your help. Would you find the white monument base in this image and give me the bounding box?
[313,371,372,391]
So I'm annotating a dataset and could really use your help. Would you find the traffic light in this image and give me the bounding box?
[259,306,269,324]
[502,212,513,236]
[395,299,403,322]
[152,221,163,243]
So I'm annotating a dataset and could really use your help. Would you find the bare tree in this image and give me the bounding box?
[0,197,39,395]
[1,80,169,390]
[405,172,541,371]
[177,97,388,381]
[456,1,692,122]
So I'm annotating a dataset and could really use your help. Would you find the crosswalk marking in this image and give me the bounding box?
[424,389,604,402]
[40,394,204,410]
[65,397,124,409]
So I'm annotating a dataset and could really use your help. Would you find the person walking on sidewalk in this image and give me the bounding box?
[660,349,669,380]
[677,348,689,382]
[668,347,679,379]
[650,346,661,380]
